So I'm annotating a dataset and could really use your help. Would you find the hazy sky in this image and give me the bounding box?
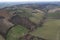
[0,0,60,2]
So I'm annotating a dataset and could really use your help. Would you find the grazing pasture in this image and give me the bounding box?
[31,19,60,40]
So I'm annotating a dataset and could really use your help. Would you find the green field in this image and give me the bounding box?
[0,35,4,40]
[31,19,60,40]
[29,13,44,23]
[48,12,60,19]
[6,25,29,40]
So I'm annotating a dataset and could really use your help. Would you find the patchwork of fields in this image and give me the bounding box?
[2,19,59,40]
[0,2,60,40]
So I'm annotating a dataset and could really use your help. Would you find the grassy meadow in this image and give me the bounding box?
[31,19,60,40]
[6,25,29,40]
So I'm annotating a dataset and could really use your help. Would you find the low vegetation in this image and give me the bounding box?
[31,19,60,40]
[48,12,60,19]
[6,25,29,40]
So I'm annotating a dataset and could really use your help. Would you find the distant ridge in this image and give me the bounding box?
[0,2,60,9]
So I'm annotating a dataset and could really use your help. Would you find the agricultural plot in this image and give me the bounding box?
[6,25,29,40]
[31,19,60,40]
[0,35,4,40]
[48,12,60,19]
[29,13,44,23]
